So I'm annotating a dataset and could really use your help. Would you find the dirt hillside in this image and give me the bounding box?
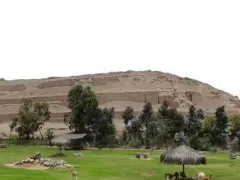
[0,70,239,134]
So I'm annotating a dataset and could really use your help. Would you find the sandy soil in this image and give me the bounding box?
[5,163,48,170]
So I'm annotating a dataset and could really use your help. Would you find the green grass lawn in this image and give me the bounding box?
[0,146,240,180]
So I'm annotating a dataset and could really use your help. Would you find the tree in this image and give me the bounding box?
[147,120,160,150]
[34,101,51,139]
[10,99,51,139]
[186,105,204,137]
[95,107,117,148]
[140,102,155,149]
[64,85,99,134]
[106,134,117,152]
[212,106,230,147]
[45,129,55,146]
[126,115,143,148]
[187,115,215,151]
[173,131,189,147]
[203,116,216,132]
[229,114,240,140]
[121,129,129,149]
[157,100,185,147]
[122,106,134,126]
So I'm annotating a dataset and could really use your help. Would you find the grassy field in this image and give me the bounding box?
[0,146,239,180]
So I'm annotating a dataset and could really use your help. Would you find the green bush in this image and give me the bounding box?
[190,136,212,151]
[0,144,7,148]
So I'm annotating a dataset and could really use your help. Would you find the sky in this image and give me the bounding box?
[0,0,240,96]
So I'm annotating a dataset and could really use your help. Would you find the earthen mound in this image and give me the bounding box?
[0,70,239,133]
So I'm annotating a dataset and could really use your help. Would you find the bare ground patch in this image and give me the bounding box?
[5,163,49,170]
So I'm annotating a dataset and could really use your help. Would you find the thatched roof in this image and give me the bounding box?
[57,133,87,140]
[52,136,70,145]
[160,145,206,165]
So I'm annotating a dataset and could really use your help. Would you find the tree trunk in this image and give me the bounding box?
[60,145,62,154]
[26,133,30,140]
[38,128,44,140]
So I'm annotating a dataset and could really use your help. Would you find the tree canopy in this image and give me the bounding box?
[212,106,230,146]
[186,105,204,137]
[122,106,134,126]
[10,99,51,139]
[64,85,99,133]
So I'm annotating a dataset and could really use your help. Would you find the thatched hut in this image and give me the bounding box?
[160,145,206,176]
[58,133,87,150]
[51,136,70,154]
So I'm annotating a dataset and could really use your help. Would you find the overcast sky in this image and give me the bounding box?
[0,0,240,96]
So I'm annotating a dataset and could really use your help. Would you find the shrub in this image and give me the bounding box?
[190,136,212,151]
[130,139,142,149]
[230,137,240,152]
[0,144,7,148]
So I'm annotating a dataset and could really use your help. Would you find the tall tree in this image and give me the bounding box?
[186,105,204,137]
[140,102,155,149]
[147,120,160,149]
[157,100,185,147]
[122,106,134,126]
[95,107,116,147]
[126,115,143,148]
[10,99,51,139]
[212,106,230,147]
[203,116,216,133]
[34,101,51,139]
[64,85,99,134]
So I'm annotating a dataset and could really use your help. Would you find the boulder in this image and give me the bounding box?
[67,164,74,168]
[136,153,141,159]
[29,159,34,163]
[143,153,149,159]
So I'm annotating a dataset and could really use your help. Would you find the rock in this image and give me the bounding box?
[59,160,66,164]
[67,164,74,168]
[44,161,50,166]
[33,160,40,164]
[136,153,141,159]
[143,153,149,159]
[74,152,83,157]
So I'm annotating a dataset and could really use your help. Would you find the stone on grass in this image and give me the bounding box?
[15,152,75,169]
[143,153,149,159]
[136,153,141,159]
